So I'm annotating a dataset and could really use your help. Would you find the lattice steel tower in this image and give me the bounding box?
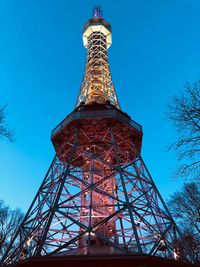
[1,8,194,266]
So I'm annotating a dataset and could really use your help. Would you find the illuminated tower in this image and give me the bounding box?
[1,7,195,266]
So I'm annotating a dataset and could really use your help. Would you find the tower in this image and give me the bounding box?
[1,8,195,266]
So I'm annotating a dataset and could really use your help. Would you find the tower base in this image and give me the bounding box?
[7,255,199,267]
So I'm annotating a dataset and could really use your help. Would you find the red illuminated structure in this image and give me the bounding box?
[1,7,196,267]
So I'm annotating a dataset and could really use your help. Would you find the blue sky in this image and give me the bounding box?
[0,0,200,211]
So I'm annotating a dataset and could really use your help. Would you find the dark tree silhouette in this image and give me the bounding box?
[167,81,200,181]
[167,183,200,261]
[0,105,14,142]
[0,200,24,260]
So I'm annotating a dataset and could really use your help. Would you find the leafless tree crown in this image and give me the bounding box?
[167,81,200,181]
[0,200,24,259]
[167,183,200,261]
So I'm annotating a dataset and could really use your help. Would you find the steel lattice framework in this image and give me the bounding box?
[0,11,195,266]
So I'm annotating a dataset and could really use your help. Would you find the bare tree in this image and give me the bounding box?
[0,105,14,142]
[167,81,200,181]
[167,183,200,261]
[0,200,24,259]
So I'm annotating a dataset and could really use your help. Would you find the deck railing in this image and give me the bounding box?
[51,109,142,138]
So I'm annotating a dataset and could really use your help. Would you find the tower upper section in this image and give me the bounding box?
[76,12,120,108]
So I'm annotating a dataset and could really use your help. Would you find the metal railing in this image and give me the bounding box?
[51,109,142,138]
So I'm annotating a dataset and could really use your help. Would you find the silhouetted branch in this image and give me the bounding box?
[0,105,14,142]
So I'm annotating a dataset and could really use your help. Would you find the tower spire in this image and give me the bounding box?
[76,13,120,108]
[92,6,103,18]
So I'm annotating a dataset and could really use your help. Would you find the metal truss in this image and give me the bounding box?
[1,124,194,265]
[76,28,120,108]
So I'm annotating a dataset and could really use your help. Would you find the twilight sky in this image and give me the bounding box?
[0,0,200,211]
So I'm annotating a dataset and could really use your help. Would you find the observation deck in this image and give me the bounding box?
[51,103,142,139]
[83,17,112,48]
[51,103,143,165]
